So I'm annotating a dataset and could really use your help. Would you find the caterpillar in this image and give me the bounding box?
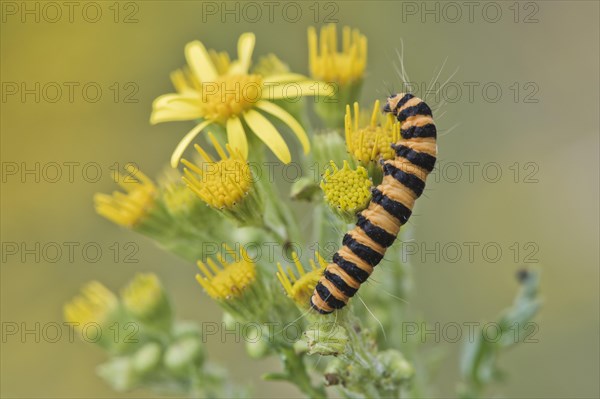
[310,93,438,314]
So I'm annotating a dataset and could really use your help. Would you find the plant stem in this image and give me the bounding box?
[280,347,327,398]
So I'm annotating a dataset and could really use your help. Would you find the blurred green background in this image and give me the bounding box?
[1,1,598,398]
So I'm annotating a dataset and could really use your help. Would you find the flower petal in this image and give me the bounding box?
[228,33,255,75]
[150,93,202,124]
[243,109,291,164]
[185,40,218,82]
[170,69,191,93]
[226,116,248,159]
[256,100,310,154]
[263,73,308,84]
[171,119,213,168]
[264,81,335,100]
[152,92,199,108]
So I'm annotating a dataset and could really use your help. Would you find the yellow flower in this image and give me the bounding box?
[94,165,157,228]
[320,160,372,220]
[181,132,251,209]
[64,281,118,330]
[161,179,198,217]
[345,100,401,165]
[277,252,327,307]
[121,273,171,326]
[151,33,333,167]
[181,132,261,225]
[196,245,256,301]
[158,168,200,217]
[308,24,367,85]
[252,53,291,77]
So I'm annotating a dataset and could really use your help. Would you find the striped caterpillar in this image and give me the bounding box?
[310,93,438,314]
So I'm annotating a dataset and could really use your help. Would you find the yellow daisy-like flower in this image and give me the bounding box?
[308,24,367,85]
[196,245,256,301]
[181,132,263,227]
[181,132,252,209]
[320,160,372,219]
[345,100,401,165]
[64,281,118,330]
[151,33,333,167]
[94,165,157,228]
[277,252,327,307]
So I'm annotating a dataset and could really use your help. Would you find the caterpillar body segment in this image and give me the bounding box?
[310,93,438,314]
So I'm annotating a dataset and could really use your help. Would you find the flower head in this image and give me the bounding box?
[64,281,119,332]
[196,245,256,301]
[308,25,367,128]
[164,336,205,377]
[345,100,401,165]
[181,132,262,225]
[161,178,199,217]
[121,273,172,330]
[252,53,292,77]
[151,33,333,167]
[94,165,157,228]
[308,24,367,85]
[277,252,327,307]
[320,160,372,221]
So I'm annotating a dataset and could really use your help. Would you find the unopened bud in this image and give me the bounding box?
[303,323,349,356]
[164,336,204,376]
[96,357,138,392]
[132,342,162,375]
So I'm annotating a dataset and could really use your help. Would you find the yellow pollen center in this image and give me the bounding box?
[349,125,397,163]
[199,74,263,123]
[193,158,252,209]
[321,160,372,214]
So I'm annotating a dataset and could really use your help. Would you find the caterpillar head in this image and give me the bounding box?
[382,93,406,114]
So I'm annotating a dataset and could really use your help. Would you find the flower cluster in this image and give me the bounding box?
[64,274,240,396]
[76,23,541,399]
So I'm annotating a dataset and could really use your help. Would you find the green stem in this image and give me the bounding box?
[280,347,327,398]
[260,220,288,246]
[250,140,303,250]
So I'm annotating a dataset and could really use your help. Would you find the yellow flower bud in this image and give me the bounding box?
[308,24,367,86]
[277,252,327,308]
[121,273,172,331]
[320,160,372,221]
[345,101,401,166]
[94,165,157,228]
[182,132,262,226]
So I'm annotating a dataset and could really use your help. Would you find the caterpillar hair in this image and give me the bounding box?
[310,93,438,314]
